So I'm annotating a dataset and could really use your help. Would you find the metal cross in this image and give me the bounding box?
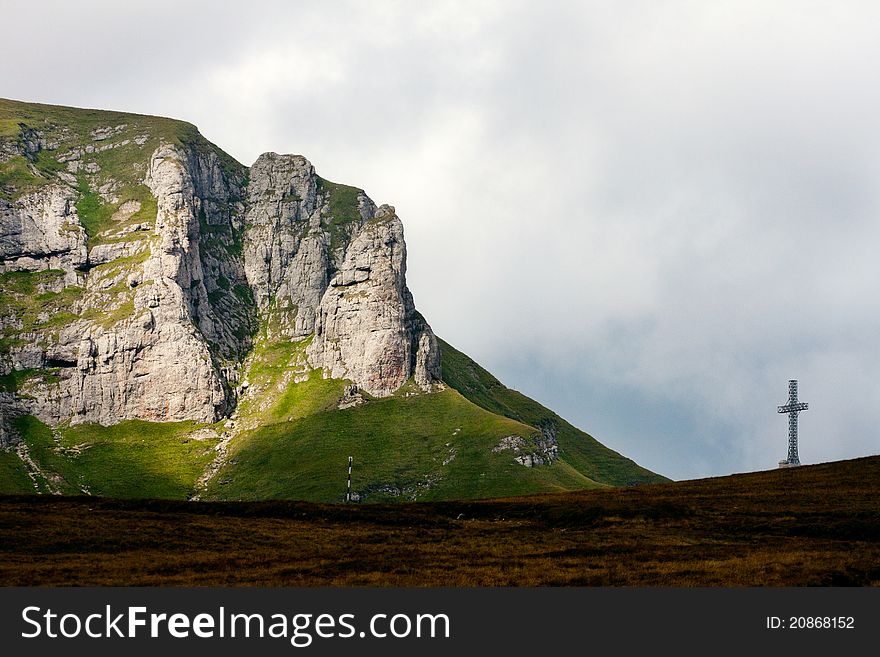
[777,380,808,466]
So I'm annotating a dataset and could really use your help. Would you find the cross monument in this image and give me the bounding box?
[777,379,808,467]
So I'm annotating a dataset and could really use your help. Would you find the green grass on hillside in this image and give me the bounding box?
[205,326,601,503]
[78,182,159,246]
[33,149,65,177]
[438,338,668,485]
[206,387,598,503]
[14,416,219,499]
[270,370,345,424]
[75,176,114,239]
[0,117,21,136]
[0,269,65,295]
[0,450,33,494]
[234,335,341,424]
[0,156,41,199]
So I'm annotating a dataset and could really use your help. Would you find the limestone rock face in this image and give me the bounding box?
[144,144,255,371]
[1,114,440,438]
[10,143,248,427]
[1,138,251,429]
[46,307,227,426]
[307,206,441,396]
[0,185,86,283]
[244,153,440,397]
[243,153,329,338]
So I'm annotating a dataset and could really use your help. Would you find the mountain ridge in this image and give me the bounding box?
[0,98,667,501]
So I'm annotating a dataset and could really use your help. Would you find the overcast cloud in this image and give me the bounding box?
[3,0,879,479]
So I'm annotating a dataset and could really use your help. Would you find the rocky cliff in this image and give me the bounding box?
[242,153,440,397]
[0,99,666,501]
[0,99,439,440]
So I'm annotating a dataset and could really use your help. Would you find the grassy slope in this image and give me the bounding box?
[438,338,668,485]
[206,333,598,502]
[207,386,597,503]
[11,415,218,499]
[0,450,33,495]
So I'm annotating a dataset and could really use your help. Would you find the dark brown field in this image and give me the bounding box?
[1,456,878,586]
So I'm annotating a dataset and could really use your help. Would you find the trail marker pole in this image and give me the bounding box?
[346,455,352,502]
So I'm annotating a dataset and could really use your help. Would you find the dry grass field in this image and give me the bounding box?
[0,456,877,586]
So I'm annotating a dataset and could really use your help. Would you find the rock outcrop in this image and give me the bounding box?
[0,103,440,440]
[1,138,247,428]
[242,152,336,339]
[0,184,86,283]
[242,152,440,397]
[307,205,441,396]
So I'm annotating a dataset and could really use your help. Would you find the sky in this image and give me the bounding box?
[2,0,879,480]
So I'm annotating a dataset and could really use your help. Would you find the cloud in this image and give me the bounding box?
[3,1,879,479]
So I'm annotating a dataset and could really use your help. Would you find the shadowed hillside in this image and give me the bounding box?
[1,455,877,586]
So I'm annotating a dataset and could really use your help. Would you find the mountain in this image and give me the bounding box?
[0,98,667,501]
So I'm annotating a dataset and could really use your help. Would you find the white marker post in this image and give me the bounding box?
[346,455,352,502]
